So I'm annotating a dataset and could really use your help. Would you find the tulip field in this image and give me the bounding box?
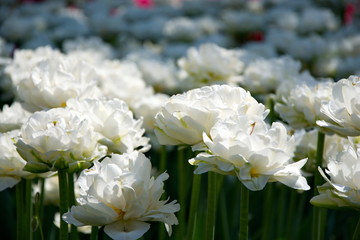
[0,0,360,240]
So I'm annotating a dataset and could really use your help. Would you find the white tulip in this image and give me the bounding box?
[317,76,360,136]
[15,108,106,173]
[178,43,243,88]
[239,56,302,94]
[311,144,360,209]
[0,102,32,132]
[154,85,268,146]
[132,93,170,132]
[96,60,153,109]
[275,79,334,129]
[67,98,150,154]
[190,116,310,191]
[63,152,180,240]
[5,46,63,86]
[15,56,102,110]
[0,130,32,191]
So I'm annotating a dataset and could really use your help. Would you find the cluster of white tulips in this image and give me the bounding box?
[0,0,360,240]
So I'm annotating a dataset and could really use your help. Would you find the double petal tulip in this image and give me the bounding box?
[15,108,106,173]
[67,98,150,154]
[178,43,244,88]
[154,84,269,147]
[15,56,102,110]
[311,144,360,210]
[63,151,180,240]
[190,115,310,191]
[0,130,32,191]
[317,75,360,136]
[275,79,334,129]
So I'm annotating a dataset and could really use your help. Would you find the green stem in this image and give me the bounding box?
[158,146,168,240]
[187,174,202,240]
[239,184,249,240]
[265,95,277,124]
[25,179,33,240]
[159,145,167,173]
[67,173,79,240]
[220,188,230,240]
[352,215,360,240]
[90,226,98,240]
[16,180,24,240]
[294,192,307,239]
[205,172,217,240]
[261,183,274,240]
[276,186,286,238]
[312,131,326,240]
[285,190,297,240]
[34,178,45,240]
[176,148,186,240]
[58,169,69,240]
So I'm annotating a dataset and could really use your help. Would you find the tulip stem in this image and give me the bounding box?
[219,179,230,240]
[25,179,33,240]
[34,178,45,240]
[352,215,360,240]
[90,226,98,240]
[261,183,273,240]
[177,148,186,239]
[312,131,327,240]
[158,146,168,240]
[286,189,297,240]
[16,180,24,240]
[67,172,79,240]
[239,184,249,240]
[205,172,217,240]
[58,169,69,240]
[187,173,202,240]
[159,145,167,173]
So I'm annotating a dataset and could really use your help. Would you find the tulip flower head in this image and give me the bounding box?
[311,144,360,210]
[317,76,360,136]
[66,98,150,154]
[154,84,269,147]
[15,108,107,173]
[0,130,32,191]
[190,116,310,191]
[63,152,180,240]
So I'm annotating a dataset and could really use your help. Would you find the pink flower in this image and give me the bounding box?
[133,0,154,8]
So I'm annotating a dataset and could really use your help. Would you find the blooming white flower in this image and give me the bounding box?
[132,93,170,132]
[239,56,302,94]
[190,116,310,191]
[317,76,360,136]
[0,130,32,191]
[5,46,63,85]
[275,78,334,129]
[63,36,114,61]
[63,151,180,240]
[154,85,269,146]
[310,145,360,210]
[15,56,103,110]
[96,60,153,109]
[293,129,357,173]
[128,56,179,94]
[0,102,32,132]
[15,108,106,173]
[67,98,150,154]
[177,43,243,89]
